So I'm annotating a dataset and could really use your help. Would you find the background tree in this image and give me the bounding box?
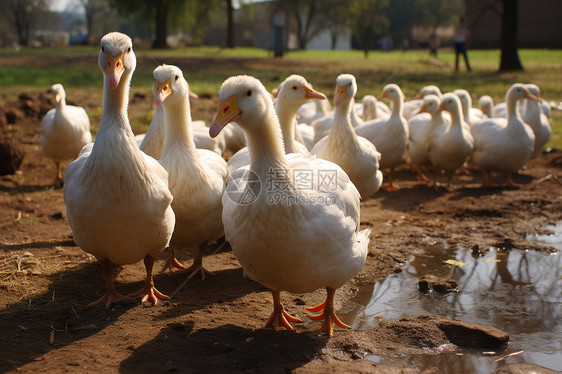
[78,0,110,44]
[0,0,47,47]
[349,0,389,58]
[280,0,325,50]
[318,0,352,50]
[499,0,523,71]
[417,0,463,33]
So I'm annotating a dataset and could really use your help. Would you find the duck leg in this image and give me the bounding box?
[54,161,63,188]
[264,290,302,331]
[88,258,132,309]
[306,287,350,336]
[128,255,169,304]
[176,242,216,280]
[384,169,396,191]
[161,246,185,273]
[503,172,519,188]
[481,171,498,188]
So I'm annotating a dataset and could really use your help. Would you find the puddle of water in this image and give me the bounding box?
[341,235,562,373]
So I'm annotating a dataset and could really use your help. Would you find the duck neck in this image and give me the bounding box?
[275,99,298,154]
[162,95,198,157]
[328,99,359,148]
[100,69,132,131]
[390,95,403,118]
[448,106,462,127]
[246,112,289,176]
[349,103,363,128]
[432,110,446,125]
[506,94,523,123]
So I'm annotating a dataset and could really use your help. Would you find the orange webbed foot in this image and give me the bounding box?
[308,310,351,336]
[127,284,169,305]
[264,308,302,332]
[87,290,132,309]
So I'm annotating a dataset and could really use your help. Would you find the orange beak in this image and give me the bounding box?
[105,52,125,89]
[417,104,428,114]
[210,95,240,138]
[377,91,388,101]
[437,102,446,113]
[524,89,539,102]
[154,79,172,107]
[334,85,348,106]
[304,87,327,101]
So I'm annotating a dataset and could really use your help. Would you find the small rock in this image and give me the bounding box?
[493,363,559,374]
[436,319,509,348]
[418,274,458,293]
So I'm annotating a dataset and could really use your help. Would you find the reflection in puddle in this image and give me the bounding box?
[342,235,562,373]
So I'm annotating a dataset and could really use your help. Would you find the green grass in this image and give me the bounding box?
[0,46,560,148]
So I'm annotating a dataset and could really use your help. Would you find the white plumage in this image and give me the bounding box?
[311,74,383,198]
[209,75,369,335]
[355,83,409,191]
[470,83,537,187]
[40,83,92,187]
[63,32,175,308]
[152,64,229,277]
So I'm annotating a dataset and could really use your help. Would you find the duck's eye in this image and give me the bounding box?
[101,46,105,52]
[292,86,297,90]
[127,47,131,53]
[175,75,179,81]
[246,90,252,97]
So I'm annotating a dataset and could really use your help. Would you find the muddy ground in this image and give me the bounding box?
[0,91,561,374]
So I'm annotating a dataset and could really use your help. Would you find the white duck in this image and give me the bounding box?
[522,84,551,159]
[402,85,443,120]
[470,83,538,187]
[40,83,92,187]
[428,93,474,188]
[227,74,325,172]
[209,75,370,335]
[453,89,486,125]
[355,83,409,191]
[407,95,449,181]
[361,95,390,122]
[311,74,383,198]
[63,32,175,308]
[478,95,494,118]
[153,64,229,277]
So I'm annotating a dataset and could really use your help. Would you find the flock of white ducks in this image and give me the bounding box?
[41,31,552,334]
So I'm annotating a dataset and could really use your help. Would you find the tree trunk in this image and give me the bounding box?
[499,0,523,71]
[152,2,169,49]
[225,0,235,48]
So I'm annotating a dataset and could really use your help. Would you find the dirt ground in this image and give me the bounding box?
[1,90,561,374]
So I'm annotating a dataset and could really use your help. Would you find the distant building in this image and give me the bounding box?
[465,0,562,49]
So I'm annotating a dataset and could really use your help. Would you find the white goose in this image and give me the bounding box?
[402,85,443,120]
[209,75,370,335]
[311,74,383,198]
[361,95,390,121]
[153,64,229,277]
[63,32,175,308]
[453,89,486,125]
[470,83,538,187]
[478,95,494,118]
[355,83,409,191]
[407,95,448,181]
[522,84,551,159]
[428,93,474,188]
[227,74,325,172]
[297,97,332,126]
[40,83,92,187]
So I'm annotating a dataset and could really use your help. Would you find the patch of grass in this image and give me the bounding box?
[0,46,560,148]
